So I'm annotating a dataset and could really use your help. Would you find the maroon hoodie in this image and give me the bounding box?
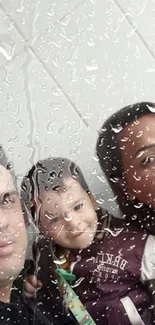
[66,214,155,325]
[31,210,155,325]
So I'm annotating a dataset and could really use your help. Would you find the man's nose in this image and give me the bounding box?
[0,210,9,231]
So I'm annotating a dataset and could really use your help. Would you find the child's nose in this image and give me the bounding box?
[64,212,80,230]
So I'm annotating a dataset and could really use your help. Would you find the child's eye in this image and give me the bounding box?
[74,203,83,211]
[141,155,155,166]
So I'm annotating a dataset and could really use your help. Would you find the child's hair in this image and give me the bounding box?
[96,101,155,232]
[21,157,90,225]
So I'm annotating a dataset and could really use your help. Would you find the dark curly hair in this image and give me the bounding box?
[96,101,155,234]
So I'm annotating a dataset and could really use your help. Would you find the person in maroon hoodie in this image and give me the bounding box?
[21,157,155,325]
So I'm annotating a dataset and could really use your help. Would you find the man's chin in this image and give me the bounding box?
[0,263,24,282]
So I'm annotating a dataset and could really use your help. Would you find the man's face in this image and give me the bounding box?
[0,165,27,283]
[39,178,98,249]
[119,114,155,208]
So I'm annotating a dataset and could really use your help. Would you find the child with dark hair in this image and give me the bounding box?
[22,157,155,325]
[96,101,155,234]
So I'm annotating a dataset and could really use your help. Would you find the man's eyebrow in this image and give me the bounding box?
[0,190,17,201]
[44,210,54,216]
[70,199,83,209]
[135,144,155,158]
[44,210,55,219]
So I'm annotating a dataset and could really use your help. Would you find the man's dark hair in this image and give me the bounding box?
[0,145,16,185]
[21,157,90,225]
[96,101,155,233]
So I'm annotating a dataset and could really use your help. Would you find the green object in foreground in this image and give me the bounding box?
[56,268,76,281]
[56,269,96,325]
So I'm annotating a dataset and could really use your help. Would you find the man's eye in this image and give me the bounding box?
[2,196,15,206]
[141,155,155,166]
[3,198,10,205]
[44,213,53,220]
[51,216,61,224]
[45,213,61,222]
[74,203,83,211]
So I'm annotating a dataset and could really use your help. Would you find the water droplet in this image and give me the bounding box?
[52,54,59,67]
[86,63,98,71]
[72,277,84,288]
[136,131,143,138]
[121,137,129,142]
[136,151,145,158]
[87,24,94,31]
[131,215,137,220]
[108,196,117,202]
[92,156,99,162]
[146,104,155,113]
[64,216,72,222]
[133,202,143,208]
[97,175,105,183]
[53,259,66,265]
[87,37,95,47]
[47,7,55,17]
[133,175,141,181]
[17,119,24,128]
[109,176,119,183]
[147,68,155,73]
[96,198,104,205]
[111,124,123,133]
[46,121,54,134]
[127,245,135,251]
[135,46,141,59]
[0,46,13,61]
[8,136,18,144]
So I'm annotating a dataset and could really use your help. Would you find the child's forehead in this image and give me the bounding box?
[40,178,85,204]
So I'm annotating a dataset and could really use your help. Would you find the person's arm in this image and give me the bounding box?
[141,235,155,283]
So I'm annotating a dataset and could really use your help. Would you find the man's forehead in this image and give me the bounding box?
[122,115,155,135]
[0,165,16,193]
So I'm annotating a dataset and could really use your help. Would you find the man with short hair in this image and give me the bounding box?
[0,146,50,325]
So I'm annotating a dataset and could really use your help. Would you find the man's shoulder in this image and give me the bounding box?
[0,297,48,325]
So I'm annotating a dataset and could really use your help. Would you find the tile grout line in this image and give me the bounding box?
[114,0,155,61]
[0,1,89,128]
[42,0,88,38]
[29,44,89,128]
[1,0,87,43]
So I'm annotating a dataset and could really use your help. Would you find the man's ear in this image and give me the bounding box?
[25,221,30,229]
[88,193,99,210]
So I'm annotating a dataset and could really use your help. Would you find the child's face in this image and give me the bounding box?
[39,178,98,249]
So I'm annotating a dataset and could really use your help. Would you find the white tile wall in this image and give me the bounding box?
[32,0,155,130]
[1,0,84,41]
[116,0,155,53]
[0,7,25,65]
[1,0,155,252]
